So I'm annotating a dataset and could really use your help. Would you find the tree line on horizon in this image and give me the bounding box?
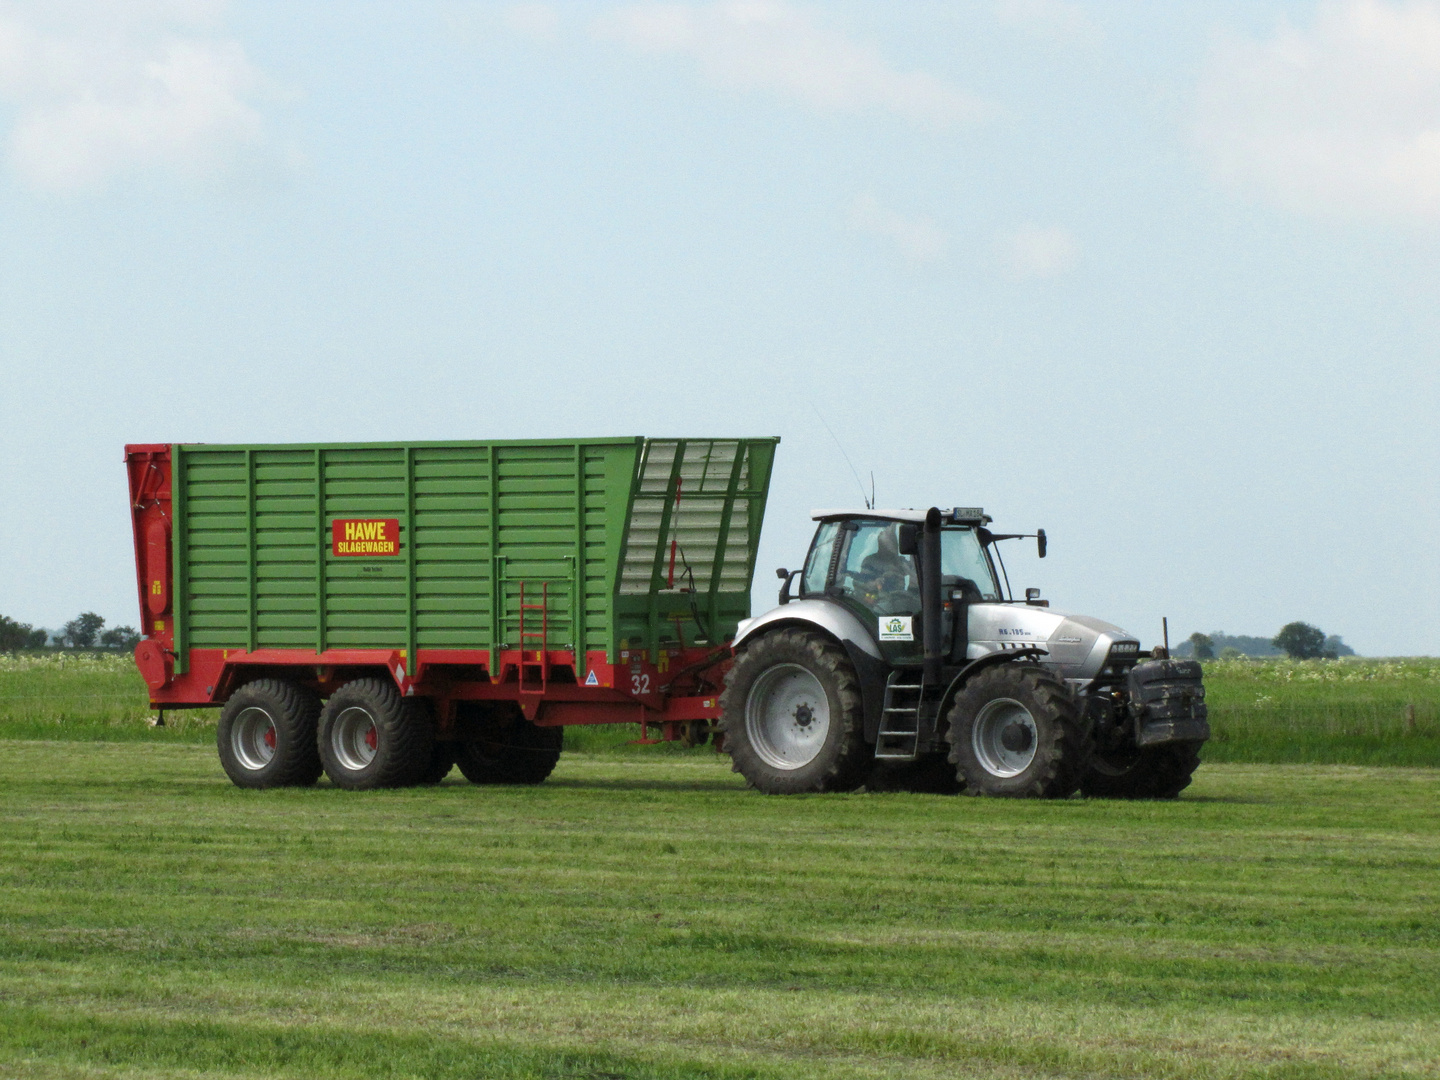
[1176,622,1355,660]
[0,612,139,652]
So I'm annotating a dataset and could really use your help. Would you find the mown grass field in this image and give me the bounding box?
[2,742,1438,1080]
[0,653,1438,1077]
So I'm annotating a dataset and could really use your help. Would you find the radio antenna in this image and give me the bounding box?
[812,405,871,509]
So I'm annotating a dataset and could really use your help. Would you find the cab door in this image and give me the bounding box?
[829,520,923,666]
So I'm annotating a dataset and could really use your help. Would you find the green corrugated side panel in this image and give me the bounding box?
[175,438,645,662]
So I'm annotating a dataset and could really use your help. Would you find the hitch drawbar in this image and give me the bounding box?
[1128,659,1210,747]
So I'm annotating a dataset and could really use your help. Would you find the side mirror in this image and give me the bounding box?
[1037,529,1047,559]
[897,524,918,556]
[776,568,798,606]
[1026,588,1041,602]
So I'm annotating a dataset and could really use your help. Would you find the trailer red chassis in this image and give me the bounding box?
[140,643,729,742]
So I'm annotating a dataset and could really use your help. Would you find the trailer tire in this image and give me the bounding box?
[1080,742,1202,800]
[318,678,434,790]
[720,628,869,795]
[455,708,563,785]
[946,664,1084,798]
[419,743,455,785]
[217,678,324,789]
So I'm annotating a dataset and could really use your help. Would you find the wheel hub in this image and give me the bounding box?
[971,697,1040,778]
[745,663,831,771]
[332,706,380,771]
[1000,722,1033,753]
[231,706,277,771]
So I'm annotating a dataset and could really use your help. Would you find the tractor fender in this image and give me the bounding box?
[934,647,1051,734]
[731,599,889,742]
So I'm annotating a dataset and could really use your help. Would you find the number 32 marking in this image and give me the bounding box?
[631,673,651,695]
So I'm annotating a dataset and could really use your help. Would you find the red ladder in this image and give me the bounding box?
[517,581,549,694]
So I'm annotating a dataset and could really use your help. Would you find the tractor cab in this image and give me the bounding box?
[797,509,1005,669]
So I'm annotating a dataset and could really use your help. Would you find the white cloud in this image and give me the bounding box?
[848,194,947,262]
[0,1,268,191]
[995,223,1078,280]
[1195,0,1440,223]
[600,2,990,126]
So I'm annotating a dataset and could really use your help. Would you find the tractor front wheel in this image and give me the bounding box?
[946,664,1085,798]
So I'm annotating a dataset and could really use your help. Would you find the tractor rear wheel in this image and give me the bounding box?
[720,628,869,794]
[455,706,563,785]
[216,678,323,789]
[946,664,1085,798]
[1080,742,1202,800]
[317,678,434,790]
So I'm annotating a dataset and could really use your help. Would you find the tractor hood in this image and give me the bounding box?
[966,604,1139,680]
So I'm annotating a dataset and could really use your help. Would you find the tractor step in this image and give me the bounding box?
[875,673,924,761]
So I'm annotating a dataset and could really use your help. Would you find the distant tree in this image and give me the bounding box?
[1272,621,1327,660]
[26,626,48,648]
[1324,634,1356,658]
[61,612,106,649]
[1187,632,1215,660]
[100,625,140,650]
[1219,646,1243,660]
[0,614,43,651]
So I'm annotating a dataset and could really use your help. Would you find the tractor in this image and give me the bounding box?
[719,507,1209,798]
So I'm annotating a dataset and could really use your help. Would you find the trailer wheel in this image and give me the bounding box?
[1080,742,1202,800]
[455,707,563,785]
[317,678,434,790]
[419,743,456,785]
[217,678,324,789]
[946,664,1084,798]
[720,628,869,795]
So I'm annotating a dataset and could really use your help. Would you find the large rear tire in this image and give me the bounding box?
[1080,742,1202,800]
[455,705,563,785]
[216,678,323,789]
[317,678,434,790]
[946,664,1085,798]
[720,629,870,794]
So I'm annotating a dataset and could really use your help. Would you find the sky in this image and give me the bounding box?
[1,0,1437,655]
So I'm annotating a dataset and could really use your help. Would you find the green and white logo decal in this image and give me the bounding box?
[878,615,913,642]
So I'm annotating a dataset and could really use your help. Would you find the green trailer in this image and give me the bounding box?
[125,436,778,789]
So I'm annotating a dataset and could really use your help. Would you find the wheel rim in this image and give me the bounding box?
[231,706,277,771]
[971,697,1039,778]
[332,706,379,771]
[745,663,830,770]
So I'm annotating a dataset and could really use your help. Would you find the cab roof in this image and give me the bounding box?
[810,507,992,525]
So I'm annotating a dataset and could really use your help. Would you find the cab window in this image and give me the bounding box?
[801,522,840,595]
[835,521,919,616]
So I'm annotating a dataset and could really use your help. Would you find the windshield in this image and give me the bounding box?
[942,527,1001,600]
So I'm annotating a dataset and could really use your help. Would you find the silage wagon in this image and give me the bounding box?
[125,437,777,789]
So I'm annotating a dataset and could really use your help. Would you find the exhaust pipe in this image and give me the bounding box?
[922,506,943,686]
